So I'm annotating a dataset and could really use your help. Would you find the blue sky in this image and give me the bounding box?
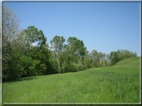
[4,2,141,56]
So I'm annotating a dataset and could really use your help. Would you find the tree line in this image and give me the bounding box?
[2,5,137,82]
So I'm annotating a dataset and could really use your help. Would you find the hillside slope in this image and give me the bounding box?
[114,57,140,67]
[3,57,140,103]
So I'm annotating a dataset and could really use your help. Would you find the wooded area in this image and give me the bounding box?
[2,5,137,82]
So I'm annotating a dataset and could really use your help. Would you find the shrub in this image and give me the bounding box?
[65,63,87,72]
[65,64,78,72]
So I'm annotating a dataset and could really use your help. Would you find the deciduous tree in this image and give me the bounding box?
[50,35,65,73]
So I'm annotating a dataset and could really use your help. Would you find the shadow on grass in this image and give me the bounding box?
[17,77,37,81]
[6,76,38,83]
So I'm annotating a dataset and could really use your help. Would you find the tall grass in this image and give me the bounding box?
[3,57,140,103]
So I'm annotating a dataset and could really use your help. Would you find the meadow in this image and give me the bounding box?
[3,57,140,104]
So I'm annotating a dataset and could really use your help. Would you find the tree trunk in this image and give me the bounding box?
[55,51,61,73]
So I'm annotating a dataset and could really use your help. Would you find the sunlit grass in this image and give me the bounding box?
[3,57,140,103]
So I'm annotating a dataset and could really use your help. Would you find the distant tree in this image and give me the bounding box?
[90,50,106,67]
[109,49,137,65]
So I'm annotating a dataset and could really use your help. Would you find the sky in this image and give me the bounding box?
[3,1,141,56]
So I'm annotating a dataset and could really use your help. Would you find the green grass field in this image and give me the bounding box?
[3,57,140,103]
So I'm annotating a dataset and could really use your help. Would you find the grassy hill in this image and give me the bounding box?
[3,57,140,103]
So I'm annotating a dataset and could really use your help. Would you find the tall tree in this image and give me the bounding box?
[23,26,52,75]
[22,26,45,47]
[67,37,86,63]
[2,5,21,81]
[50,35,65,73]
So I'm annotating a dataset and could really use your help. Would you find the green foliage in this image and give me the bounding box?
[3,51,21,81]
[74,63,87,71]
[88,50,107,67]
[19,55,35,76]
[3,24,54,81]
[50,35,65,73]
[109,49,137,65]
[65,64,78,72]
[65,63,87,73]
[50,35,65,52]
[67,37,87,62]
[84,57,94,68]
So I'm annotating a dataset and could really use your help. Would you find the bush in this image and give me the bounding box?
[65,64,78,72]
[84,58,92,68]
[19,55,36,77]
[75,63,87,71]
[3,52,21,81]
[94,62,103,67]
[65,63,87,73]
